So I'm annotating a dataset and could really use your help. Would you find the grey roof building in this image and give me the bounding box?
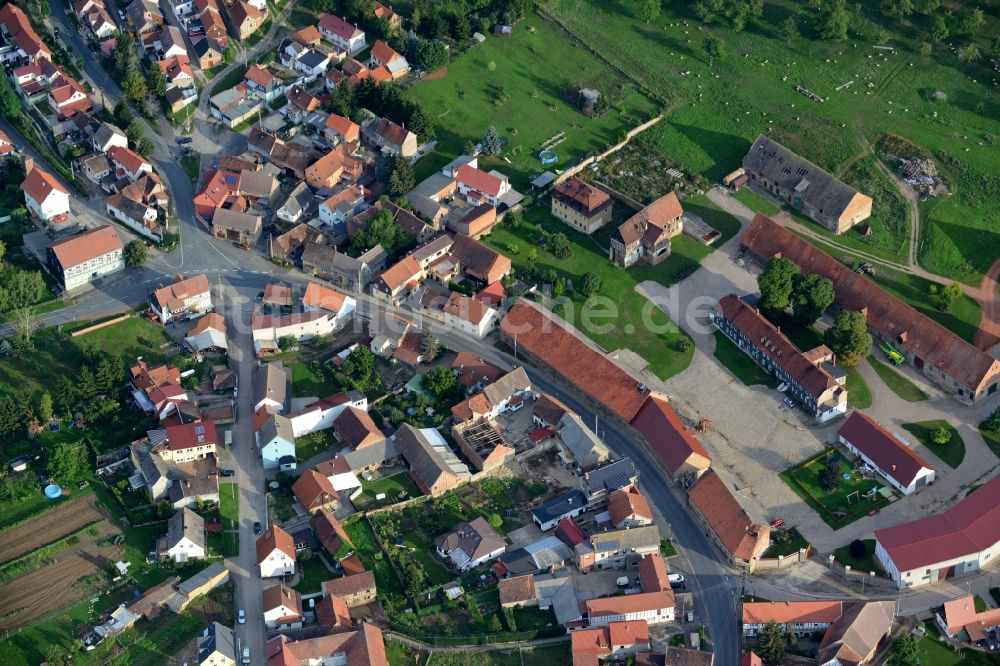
[167,507,206,552]
[557,412,609,470]
[393,424,471,497]
[583,458,638,503]
[197,621,236,666]
[531,489,587,531]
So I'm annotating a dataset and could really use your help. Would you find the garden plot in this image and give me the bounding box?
[0,495,104,564]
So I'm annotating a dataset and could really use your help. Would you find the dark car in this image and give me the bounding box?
[220,469,235,478]
[253,521,262,535]
[176,137,193,145]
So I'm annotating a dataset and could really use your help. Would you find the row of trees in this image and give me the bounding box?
[327,77,434,144]
[348,206,416,261]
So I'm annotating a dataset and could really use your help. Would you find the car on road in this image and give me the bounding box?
[177,137,192,144]
[117,9,124,19]
[668,574,686,589]
[254,521,262,535]
[13,145,22,153]
[237,609,245,624]
[769,517,785,529]
[242,647,250,664]
[219,469,235,477]
[783,397,797,408]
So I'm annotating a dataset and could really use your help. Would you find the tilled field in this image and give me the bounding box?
[0,522,122,631]
[0,495,104,564]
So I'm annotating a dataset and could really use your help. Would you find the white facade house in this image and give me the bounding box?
[837,411,935,496]
[48,225,124,291]
[251,310,337,356]
[151,274,212,323]
[288,391,367,438]
[302,282,356,332]
[319,14,366,55]
[261,584,302,630]
[91,122,129,153]
[257,526,296,578]
[164,508,206,564]
[585,592,675,626]
[23,163,70,222]
[441,292,497,339]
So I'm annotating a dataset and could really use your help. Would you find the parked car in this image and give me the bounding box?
[51,214,69,224]
[254,521,262,535]
[237,609,245,624]
[615,576,629,587]
[769,517,785,529]
[176,137,193,145]
[783,397,797,408]
[220,469,235,477]
[242,647,250,664]
[668,574,686,589]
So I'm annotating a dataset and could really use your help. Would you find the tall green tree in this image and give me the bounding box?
[422,366,457,398]
[77,365,98,401]
[888,633,920,666]
[937,281,962,311]
[387,156,415,197]
[35,391,53,424]
[929,15,948,42]
[113,99,133,128]
[778,16,799,42]
[481,126,502,156]
[703,36,725,68]
[53,377,76,415]
[632,0,660,23]
[146,64,167,98]
[824,310,872,366]
[790,273,834,324]
[959,7,985,35]
[756,620,789,662]
[0,395,21,436]
[415,39,449,73]
[328,78,355,118]
[124,240,148,267]
[48,441,88,484]
[421,332,440,362]
[4,270,44,310]
[122,71,148,101]
[757,257,800,313]
[96,355,123,394]
[0,73,22,120]
[349,209,414,261]
[817,0,851,41]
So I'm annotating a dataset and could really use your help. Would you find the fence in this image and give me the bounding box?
[755,546,811,571]
[384,620,566,647]
[70,313,132,337]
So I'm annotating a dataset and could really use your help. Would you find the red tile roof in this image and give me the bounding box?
[688,470,769,562]
[164,421,218,451]
[107,145,151,176]
[245,63,273,86]
[608,620,650,646]
[324,113,360,141]
[456,164,504,197]
[838,411,933,488]
[443,291,493,325]
[303,282,347,313]
[742,214,1000,394]
[153,274,210,312]
[292,470,337,510]
[370,40,402,66]
[585,591,674,618]
[717,294,841,400]
[554,517,586,548]
[315,593,352,628]
[498,574,535,606]
[377,255,422,291]
[637,554,669,592]
[256,524,296,563]
[552,177,611,214]
[319,13,362,40]
[630,395,710,475]
[742,600,844,625]
[0,3,49,58]
[22,164,69,204]
[312,509,353,555]
[261,583,301,621]
[500,300,650,421]
[50,225,123,269]
[189,312,226,336]
[322,571,376,599]
[875,472,1000,573]
[608,486,654,526]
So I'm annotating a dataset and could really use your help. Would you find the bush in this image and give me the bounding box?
[983,407,1000,432]
[849,539,867,559]
[930,426,951,445]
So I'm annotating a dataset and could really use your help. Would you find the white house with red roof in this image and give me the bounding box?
[158,55,194,89]
[22,159,70,222]
[159,421,218,464]
[318,14,366,56]
[47,224,124,291]
[108,145,153,181]
[287,391,367,437]
[257,525,296,578]
[302,282,356,328]
[452,163,511,206]
[47,72,92,119]
[838,411,935,495]
[151,273,213,323]
[367,40,408,79]
[0,3,52,65]
[875,472,1000,588]
[243,64,284,101]
[0,127,16,156]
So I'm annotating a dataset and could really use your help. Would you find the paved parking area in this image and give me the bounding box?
[572,569,625,601]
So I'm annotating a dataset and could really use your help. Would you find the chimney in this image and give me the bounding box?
[23,155,33,175]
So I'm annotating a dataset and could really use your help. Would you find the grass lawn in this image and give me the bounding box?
[406,15,660,191]
[385,642,571,666]
[511,606,557,630]
[210,66,249,96]
[544,0,1000,283]
[868,356,928,402]
[285,6,315,28]
[219,483,239,530]
[902,420,964,469]
[288,360,344,397]
[980,424,1000,463]
[832,539,885,577]
[974,596,989,613]
[911,623,997,666]
[762,528,809,559]
[484,195,742,380]
[733,187,778,215]
[353,472,422,511]
[659,538,677,558]
[845,365,872,409]
[180,153,200,184]
[782,450,893,530]
[293,554,331,594]
[712,330,779,389]
[342,516,403,597]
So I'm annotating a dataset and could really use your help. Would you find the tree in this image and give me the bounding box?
[113,99,133,128]
[481,125,502,156]
[277,335,297,352]
[54,377,76,415]
[122,70,148,101]
[5,270,44,309]
[35,391,53,424]
[778,16,799,42]
[328,78,355,118]
[112,34,138,77]
[959,7,985,35]
[984,406,1000,433]
[405,106,433,142]
[415,39,449,73]
[123,240,147,268]
[487,514,503,529]
[77,365,97,401]
[819,459,842,491]
[125,121,145,146]
[936,281,962,311]
[756,620,788,662]
[888,633,920,666]
[0,395,19,436]
[824,310,872,367]
[581,272,602,297]
[895,0,914,17]
[146,65,167,98]
[0,239,5,264]
[632,0,660,23]
[342,346,376,382]
[915,0,939,13]
[400,558,426,601]
[349,209,414,261]
[929,16,948,42]
[96,355,124,394]
[0,73,22,120]
[549,233,572,259]
[48,441,88,484]
[387,156,415,197]
[958,44,981,62]
[757,257,800,313]
[12,307,39,350]
[790,273,834,324]
[848,539,867,559]
[703,36,725,68]
[421,332,440,362]
[488,614,503,632]
[223,45,236,63]
[422,366,457,398]
[930,425,951,445]
[817,0,851,41]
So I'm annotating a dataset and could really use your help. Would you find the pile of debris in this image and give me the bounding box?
[898,157,949,196]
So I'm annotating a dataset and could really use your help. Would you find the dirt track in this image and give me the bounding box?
[0,522,122,631]
[0,495,105,564]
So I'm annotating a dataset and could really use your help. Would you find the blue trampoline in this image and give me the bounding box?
[539,149,557,164]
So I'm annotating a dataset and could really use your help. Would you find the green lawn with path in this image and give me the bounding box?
[980,424,1000,463]
[909,623,997,666]
[219,482,239,530]
[902,420,964,469]
[543,0,1000,283]
[868,356,928,402]
[406,15,660,191]
[484,194,741,381]
[293,554,332,593]
[782,450,893,530]
[712,331,779,389]
[353,472,422,511]
[733,187,778,215]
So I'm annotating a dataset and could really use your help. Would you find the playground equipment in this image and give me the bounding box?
[539,149,557,165]
[880,342,904,365]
